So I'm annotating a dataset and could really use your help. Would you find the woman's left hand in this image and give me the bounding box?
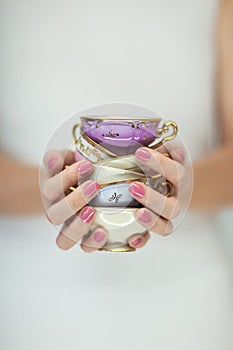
[127,146,186,249]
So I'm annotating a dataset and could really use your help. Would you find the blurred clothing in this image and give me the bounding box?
[1,0,233,349]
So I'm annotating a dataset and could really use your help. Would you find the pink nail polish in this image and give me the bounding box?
[77,160,93,175]
[80,207,95,223]
[132,238,142,246]
[135,148,150,160]
[83,181,100,197]
[128,182,145,198]
[138,209,152,223]
[94,230,105,243]
[48,156,57,169]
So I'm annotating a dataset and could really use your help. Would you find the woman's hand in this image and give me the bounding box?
[41,149,108,252]
[127,147,186,249]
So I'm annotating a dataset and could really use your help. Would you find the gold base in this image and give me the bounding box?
[99,244,136,252]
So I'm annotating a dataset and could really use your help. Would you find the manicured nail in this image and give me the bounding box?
[77,160,93,175]
[135,148,150,160]
[131,238,142,246]
[94,230,105,243]
[138,209,152,224]
[128,182,145,198]
[48,156,57,169]
[172,148,185,163]
[80,206,95,223]
[83,181,100,197]
[75,151,85,162]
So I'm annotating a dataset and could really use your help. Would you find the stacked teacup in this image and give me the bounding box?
[72,116,178,252]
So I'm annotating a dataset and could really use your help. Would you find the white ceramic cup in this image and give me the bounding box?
[90,207,146,251]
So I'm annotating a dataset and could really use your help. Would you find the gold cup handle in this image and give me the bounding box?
[72,123,80,146]
[149,120,178,149]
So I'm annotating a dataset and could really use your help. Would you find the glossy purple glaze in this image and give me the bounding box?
[81,119,160,155]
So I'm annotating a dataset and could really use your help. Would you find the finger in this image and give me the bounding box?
[135,208,173,236]
[74,150,85,162]
[128,181,180,220]
[128,231,150,249]
[47,180,100,225]
[56,206,96,250]
[42,160,93,202]
[135,147,184,186]
[169,147,186,164]
[81,228,108,253]
[44,149,75,176]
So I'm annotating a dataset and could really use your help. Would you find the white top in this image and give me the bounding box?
[1,1,233,349]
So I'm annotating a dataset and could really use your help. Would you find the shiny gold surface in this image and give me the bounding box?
[99,244,136,252]
[80,116,161,122]
[149,121,178,148]
[72,123,80,145]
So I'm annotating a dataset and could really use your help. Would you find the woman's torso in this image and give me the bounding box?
[1,1,233,349]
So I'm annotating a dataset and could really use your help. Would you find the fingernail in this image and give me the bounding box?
[128,182,145,198]
[48,156,57,169]
[172,148,185,163]
[131,238,142,246]
[77,160,93,175]
[94,230,105,243]
[135,148,150,160]
[83,181,100,197]
[80,206,96,223]
[75,151,85,162]
[138,209,152,224]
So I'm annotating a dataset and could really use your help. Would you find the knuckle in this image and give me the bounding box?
[177,165,185,183]
[68,187,87,213]
[170,201,181,219]
[64,166,78,187]
[41,182,56,202]
[163,197,180,219]
[161,220,174,236]
[47,207,61,225]
[166,221,174,234]
[56,236,70,250]
[69,189,85,211]
[171,164,185,185]
[169,165,179,184]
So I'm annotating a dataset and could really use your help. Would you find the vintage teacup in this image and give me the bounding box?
[88,177,173,208]
[78,164,173,207]
[88,182,141,208]
[72,117,178,156]
[70,116,178,252]
[83,164,145,185]
[90,207,147,252]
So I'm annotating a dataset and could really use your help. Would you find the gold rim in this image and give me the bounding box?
[99,244,136,252]
[95,151,171,166]
[69,172,164,190]
[80,116,161,122]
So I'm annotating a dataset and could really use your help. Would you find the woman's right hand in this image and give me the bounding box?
[41,149,108,252]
